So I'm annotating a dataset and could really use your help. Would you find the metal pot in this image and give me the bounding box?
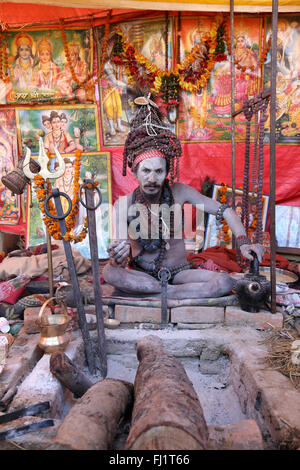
[36,297,71,353]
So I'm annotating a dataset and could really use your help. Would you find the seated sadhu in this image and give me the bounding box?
[102,99,264,299]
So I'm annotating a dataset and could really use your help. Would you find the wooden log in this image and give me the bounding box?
[50,351,94,398]
[125,335,209,450]
[47,379,133,450]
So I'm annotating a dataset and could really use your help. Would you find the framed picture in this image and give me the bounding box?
[0,109,20,225]
[97,16,174,147]
[26,152,112,259]
[3,28,93,105]
[276,205,300,248]
[263,16,300,144]
[178,15,262,143]
[17,105,100,156]
[204,184,270,250]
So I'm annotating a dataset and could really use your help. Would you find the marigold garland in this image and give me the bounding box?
[60,15,110,92]
[114,15,227,102]
[33,149,96,244]
[218,182,231,246]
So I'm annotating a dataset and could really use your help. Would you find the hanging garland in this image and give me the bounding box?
[0,32,9,83]
[60,15,110,92]
[218,183,231,247]
[111,15,227,105]
[33,149,94,243]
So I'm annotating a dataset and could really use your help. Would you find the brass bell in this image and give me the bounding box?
[1,155,41,195]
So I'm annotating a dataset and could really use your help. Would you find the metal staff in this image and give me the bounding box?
[158,267,171,328]
[44,188,96,375]
[79,179,107,378]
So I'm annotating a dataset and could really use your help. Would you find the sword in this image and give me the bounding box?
[158,267,171,328]
[44,188,96,375]
[78,179,107,378]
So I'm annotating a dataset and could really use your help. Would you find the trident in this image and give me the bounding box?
[23,138,66,297]
[23,137,65,180]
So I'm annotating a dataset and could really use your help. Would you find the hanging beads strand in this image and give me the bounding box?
[251,101,259,199]
[242,98,253,236]
[255,92,270,245]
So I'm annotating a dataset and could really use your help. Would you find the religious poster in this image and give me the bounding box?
[276,205,300,248]
[204,185,269,250]
[263,15,300,144]
[1,28,93,105]
[27,152,112,259]
[17,105,100,156]
[97,17,174,146]
[178,15,262,142]
[0,109,20,225]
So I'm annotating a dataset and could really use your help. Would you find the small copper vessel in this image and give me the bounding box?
[36,297,71,353]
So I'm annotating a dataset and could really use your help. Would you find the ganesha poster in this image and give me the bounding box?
[1,28,93,105]
[178,15,262,143]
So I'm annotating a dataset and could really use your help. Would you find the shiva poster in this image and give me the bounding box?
[204,185,269,250]
[178,15,262,142]
[26,152,112,260]
[16,105,100,156]
[263,15,300,144]
[96,16,174,147]
[0,109,20,225]
[2,28,93,105]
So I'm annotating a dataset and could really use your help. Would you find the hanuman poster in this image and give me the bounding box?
[97,17,174,147]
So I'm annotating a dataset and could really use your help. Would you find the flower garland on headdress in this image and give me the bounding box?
[33,149,94,243]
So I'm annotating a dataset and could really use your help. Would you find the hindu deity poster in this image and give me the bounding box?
[204,185,269,250]
[97,17,174,147]
[263,15,300,144]
[17,105,100,156]
[178,15,262,142]
[2,28,93,105]
[0,109,20,225]
[27,152,112,259]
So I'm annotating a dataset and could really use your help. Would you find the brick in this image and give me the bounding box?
[225,306,283,330]
[0,330,41,399]
[171,306,224,324]
[115,305,168,323]
[208,420,264,450]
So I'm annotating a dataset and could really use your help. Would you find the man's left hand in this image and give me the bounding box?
[240,243,265,263]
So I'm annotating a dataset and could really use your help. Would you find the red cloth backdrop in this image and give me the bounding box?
[108,142,300,207]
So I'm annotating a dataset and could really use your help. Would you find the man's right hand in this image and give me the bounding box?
[108,240,130,267]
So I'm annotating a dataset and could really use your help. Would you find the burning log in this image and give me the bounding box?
[49,351,93,398]
[125,335,209,450]
[47,379,133,450]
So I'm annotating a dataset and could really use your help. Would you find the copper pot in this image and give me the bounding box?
[36,297,71,353]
